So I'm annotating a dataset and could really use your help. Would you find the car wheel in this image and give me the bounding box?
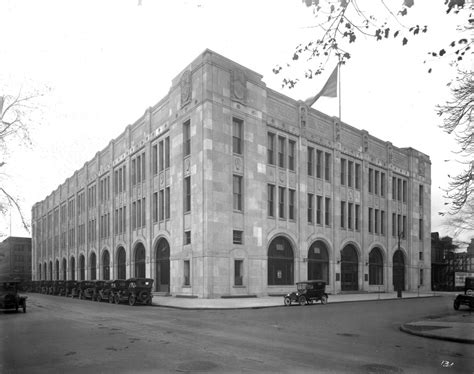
[114,294,120,304]
[466,289,473,296]
[321,295,328,305]
[129,294,137,306]
[284,297,292,306]
[298,296,306,306]
[453,299,460,310]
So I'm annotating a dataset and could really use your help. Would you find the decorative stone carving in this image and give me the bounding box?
[348,189,353,201]
[232,70,246,102]
[184,157,191,174]
[279,171,286,184]
[418,158,425,176]
[180,70,192,107]
[299,106,307,128]
[159,173,165,188]
[335,121,341,142]
[363,133,369,153]
[234,156,243,173]
[387,142,393,164]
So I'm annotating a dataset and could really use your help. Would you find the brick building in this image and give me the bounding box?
[32,50,431,297]
[0,236,32,282]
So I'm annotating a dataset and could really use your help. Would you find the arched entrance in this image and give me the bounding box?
[341,244,359,291]
[55,259,59,280]
[134,243,146,278]
[70,257,76,280]
[79,255,85,280]
[155,238,170,292]
[117,247,126,279]
[90,252,97,280]
[62,258,67,280]
[308,240,329,282]
[49,261,53,281]
[393,250,406,291]
[102,250,110,280]
[268,236,294,285]
[369,247,384,285]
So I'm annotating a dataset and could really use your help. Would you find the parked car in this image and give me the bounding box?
[65,280,79,298]
[51,281,65,296]
[454,277,474,310]
[0,281,27,313]
[112,278,154,306]
[284,280,328,306]
[95,280,113,303]
[78,281,96,300]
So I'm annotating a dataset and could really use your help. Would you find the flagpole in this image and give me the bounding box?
[338,60,341,121]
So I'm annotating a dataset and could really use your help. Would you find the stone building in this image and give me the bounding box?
[32,50,431,297]
[0,236,32,282]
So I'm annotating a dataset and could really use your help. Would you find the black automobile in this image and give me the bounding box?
[65,280,78,297]
[78,281,96,300]
[284,280,328,306]
[454,277,474,310]
[0,281,27,313]
[112,278,154,306]
[95,280,113,303]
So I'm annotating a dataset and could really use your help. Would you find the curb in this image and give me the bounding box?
[399,324,474,345]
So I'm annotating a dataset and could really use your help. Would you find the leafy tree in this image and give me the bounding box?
[274,0,472,88]
[0,93,39,234]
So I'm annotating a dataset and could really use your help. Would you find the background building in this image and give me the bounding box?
[0,236,32,282]
[32,50,431,297]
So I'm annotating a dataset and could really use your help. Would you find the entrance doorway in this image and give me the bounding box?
[155,239,170,292]
[341,244,358,291]
[393,250,405,291]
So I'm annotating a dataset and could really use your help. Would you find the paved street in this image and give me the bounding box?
[1,294,472,373]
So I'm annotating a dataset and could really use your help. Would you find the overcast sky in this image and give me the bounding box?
[0,0,471,245]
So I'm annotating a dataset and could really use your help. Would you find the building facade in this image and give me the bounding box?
[32,50,432,297]
[0,236,32,282]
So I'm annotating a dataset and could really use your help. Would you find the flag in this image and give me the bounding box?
[305,65,338,107]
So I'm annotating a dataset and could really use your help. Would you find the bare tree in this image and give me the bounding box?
[0,92,40,234]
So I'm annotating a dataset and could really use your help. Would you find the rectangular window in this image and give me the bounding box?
[374,170,379,195]
[348,161,353,187]
[267,133,275,165]
[152,144,158,175]
[142,198,146,227]
[368,208,373,233]
[381,172,385,197]
[368,168,373,193]
[420,269,424,286]
[419,251,424,261]
[136,155,141,184]
[165,137,170,169]
[381,210,385,235]
[153,192,158,222]
[340,201,346,228]
[316,195,322,224]
[402,180,407,203]
[279,187,285,219]
[397,214,402,237]
[307,147,314,176]
[324,197,331,226]
[268,184,275,217]
[355,163,361,189]
[137,199,142,228]
[184,230,191,245]
[165,187,170,219]
[341,158,346,185]
[403,215,407,237]
[159,190,164,221]
[348,202,353,230]
[142,152,146,182]
[316,150,322,178]
[278,136,285,168]
[184,120,191,157]
[392,177,396,199]
[397,179,402,201]
[324,153,331,181]
[233,175,243,211]
[159,140,164,172]
[419,185,424,207]
[234,260,243,286]
[233,230,243,245]
[392,213,397,237]
[132,202,137,230]
[307,194,314,223]
[355,204,360,231]
[288,140,295,171]
[419,218,423,239]
[374,209,379,234]
[184,176,191,213]
[233,118,243,155]
[288,189,295,220]
[184,260,190,286]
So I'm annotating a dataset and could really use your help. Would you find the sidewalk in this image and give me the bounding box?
[151,291,435,310]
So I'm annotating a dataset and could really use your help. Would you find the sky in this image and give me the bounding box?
[0,0,472,246]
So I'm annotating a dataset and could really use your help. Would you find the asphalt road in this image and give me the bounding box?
[1,294,472,373]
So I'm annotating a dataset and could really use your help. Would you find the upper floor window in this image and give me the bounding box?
[307,147,314,176]
[278,136,285,168]
[267,133,275,165]
[184,120,191,157]
[233,118,243,155]
[233,175,243,211]
[288,140,295,171]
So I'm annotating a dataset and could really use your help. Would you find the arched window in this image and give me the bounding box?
[49,261,53,281]
[70,257,75,281]
[308,241,329,282]
[268,236,294,285]
[90,252,97,280]
[341,244,358,291]
[55,259,60,280]
[62,258,67,280]
[102,250,110,280]
[135,243,146,278]
[393,250,405,291]
[44,262,47,280]
[38,263,42,281]
[117,247,126,279]
[369,247,383,285]
[79,255,85,281]
[155,239,170,292]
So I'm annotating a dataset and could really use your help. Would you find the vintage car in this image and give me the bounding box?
[0,281,27,313]
[51,281,65,296]
[112,278,154,306]
[284,280,328,306]
[454,277,474,310]
[65,280,79,297]
[78,281,97,300]
[95,280,113,303]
